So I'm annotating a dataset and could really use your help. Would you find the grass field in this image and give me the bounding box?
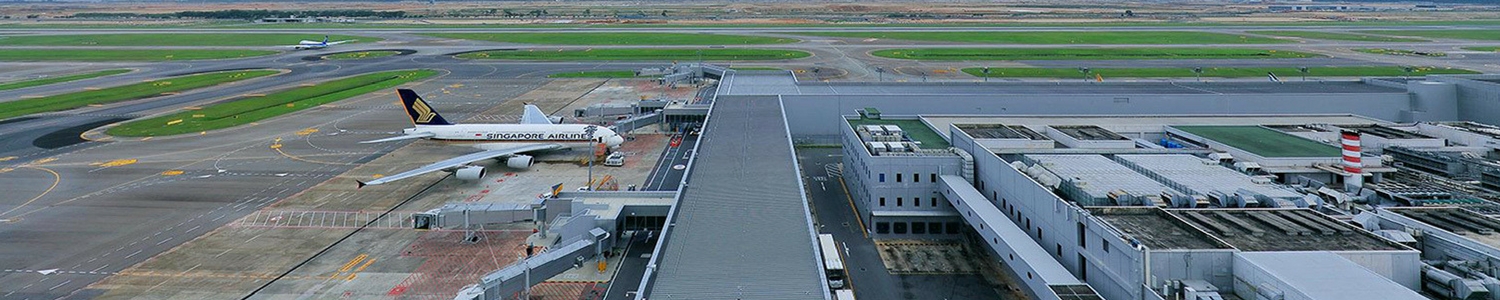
[1358,30,1500,41]
[108,69,436,137]
[547,70,649,78]
[873,48,1317,61]
[456,48,811,61]
[324,50,401,60]
[0,69,130,91]
[1465,47,1500,52]
[0,70,277,121]
[422,32,795,45]
[1246,30,1427,42]
[0,49,277,61]
[1354,48,1445,57]
[1174,125,1340,158]
[0,33,375,46]
[799,31,1289,44]
[960,66,1475,78]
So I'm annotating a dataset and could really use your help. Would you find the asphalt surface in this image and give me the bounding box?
[0,26,1492,299]
[641,134,695,191]
[798,147,1006,300]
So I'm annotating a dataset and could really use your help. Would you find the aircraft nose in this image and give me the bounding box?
[607,135,625,147]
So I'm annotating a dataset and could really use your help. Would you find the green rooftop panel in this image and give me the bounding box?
[848,118,951,149]
[1173,125,1340,158]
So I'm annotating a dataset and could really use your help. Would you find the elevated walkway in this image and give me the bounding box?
[939,175,1101,300]
[641,95,828,299]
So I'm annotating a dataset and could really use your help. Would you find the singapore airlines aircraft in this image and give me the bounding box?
[356,89,624,188]
[290,35,355,50]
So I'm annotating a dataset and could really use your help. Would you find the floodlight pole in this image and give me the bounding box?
[1298,66,1309,81]
[586,125,597,188]
[982,67,990,82]
[1079,67,1091,83]
[1193,67,1203,82]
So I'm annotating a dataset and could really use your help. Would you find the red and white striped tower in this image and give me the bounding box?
[1340,129,1363,190]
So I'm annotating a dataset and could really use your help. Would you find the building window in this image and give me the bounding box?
[896,173,902,182]
[947,222,961,234]
[912,222,926,234]
[876,222,890,234]
[929,222,943,234]
[1056,244,1062,256]
[1078,223,1087,249]
[894,222,908,234]
[931,173,937,182]
[914,197,921,207]
[879,197,886,206]
[932,197,938,207]
[879,173,885,182]
[897,197,903,207]
[1102,238,1110,253]
[1079,254,1089,281]
[912,173,919,183]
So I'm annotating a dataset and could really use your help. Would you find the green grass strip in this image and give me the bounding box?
[109,69,437,137]
[1174,125,1339,158]
[0,49,278,61]
[1354,48,1445,57]
[457,48,810,61]
[1358,30,1500,41]
[1246,30,1426,42]
[422,32,795,45]
[547,70,650,78]
[0,69,130,91]
[800,31,1289,44]
[875,48,1317,61]
[961,66,1475,78]
[1464,47,1500,52]
[0,33,376,46]
[0,70,278,120]
[324,51,401,60]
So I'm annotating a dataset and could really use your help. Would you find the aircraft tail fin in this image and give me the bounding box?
[520,104,553,124]
[398,89,454,126]
[323,35,329,44]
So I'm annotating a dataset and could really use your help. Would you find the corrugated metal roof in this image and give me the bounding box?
[647,95,827,299]
[1024,154,1175,205]
[1113,154,1304,199]
[1235,252,1425,300]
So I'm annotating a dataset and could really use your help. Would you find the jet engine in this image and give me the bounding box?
[454,165,486,180]
[505,155,534,169]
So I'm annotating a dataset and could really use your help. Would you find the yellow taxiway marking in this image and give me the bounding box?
[97,159,138,168]
[447,83,464,88]
[243,93,266,97]
[299,83,316,87]
[160,170,184,176]
[166,119,183,125]
[84,87,101,90]
[140,137,153,141]
[21,95,41,98]
[295,128,319,136]
[30,157,57,165]
[181,106,201,110]
[269,143,282,149]
[371,174,384,179]
[0,166,60,218]
[160,92,180,96]
[0,167,13,174]
[0,156,15,162]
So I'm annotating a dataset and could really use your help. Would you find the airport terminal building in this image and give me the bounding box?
[632,71,1500,300]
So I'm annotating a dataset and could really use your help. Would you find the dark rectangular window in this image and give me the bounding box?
[1079,254,1088,281]
[931,198,938,207]
[896,173,902,182]
[897,197,903,207]
[894,222,908,234]
[1078,223,1087,249]
[876,222,890,234]
[912,222,926,234]
[912,173,919,183]
[931,173,937,182]
[879,197,886,206]
[879,173,885,182]
[929,222,943,234]
[946,222,961,234]
[914,196,921,207]
[1056,244,1062,256]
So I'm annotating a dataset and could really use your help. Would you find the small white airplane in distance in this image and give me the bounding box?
[290,35,355,50]
[356,89,625,188]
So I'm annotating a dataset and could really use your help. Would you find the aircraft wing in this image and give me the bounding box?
[327,40,356,45]
[360,132,435,144]
[357,143,563,188]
